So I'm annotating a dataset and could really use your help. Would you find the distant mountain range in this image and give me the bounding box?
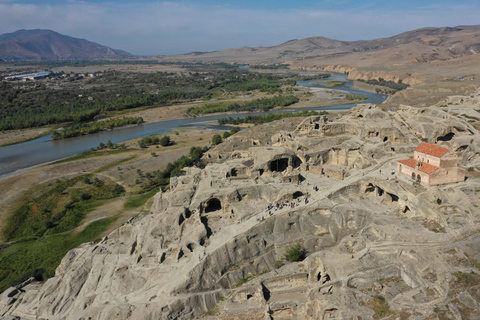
[0,29,134,61]
[156,25,480,68]
[2,26,480,66]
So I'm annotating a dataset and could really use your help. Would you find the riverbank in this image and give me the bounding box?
[0,73,386,176]
[0,127,54,147]
[0,127,217,239]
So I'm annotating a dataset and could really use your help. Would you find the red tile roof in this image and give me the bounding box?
[398,159,416,168]
[418,162,439,174]
[414,143,449,158]
[398,159,439,174]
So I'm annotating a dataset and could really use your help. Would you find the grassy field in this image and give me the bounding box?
[0,216,117,292]
[325,80,346,87]
[0,126,218,292]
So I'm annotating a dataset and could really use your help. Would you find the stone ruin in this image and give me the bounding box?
[2,93,480,319]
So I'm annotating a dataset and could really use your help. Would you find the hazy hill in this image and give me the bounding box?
[0,29,134,61]
[157,25,480,67]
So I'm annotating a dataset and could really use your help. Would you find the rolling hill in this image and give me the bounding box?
[156,25,480,68]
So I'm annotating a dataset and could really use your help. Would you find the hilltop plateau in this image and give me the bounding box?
[2,88,480,319]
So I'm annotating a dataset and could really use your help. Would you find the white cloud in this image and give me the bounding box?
[0,2,479,55]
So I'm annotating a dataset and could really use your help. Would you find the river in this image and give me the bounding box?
[0,73,386,177]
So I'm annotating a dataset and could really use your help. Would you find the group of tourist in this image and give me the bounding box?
[258,197,309,222]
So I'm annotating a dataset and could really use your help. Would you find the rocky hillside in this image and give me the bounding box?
[0,29,133,61]
[2,89,480,319]
[157,25,480,67]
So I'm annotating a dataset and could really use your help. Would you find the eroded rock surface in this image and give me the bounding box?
[2,90,480,319]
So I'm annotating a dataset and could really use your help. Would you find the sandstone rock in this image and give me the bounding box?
[3,90,480,319]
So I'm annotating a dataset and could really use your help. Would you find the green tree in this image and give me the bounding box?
[212,134,222,145]
[160,135,171,146]
[284,243,306,262]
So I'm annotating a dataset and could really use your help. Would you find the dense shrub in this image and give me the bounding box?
[284,243,306,262]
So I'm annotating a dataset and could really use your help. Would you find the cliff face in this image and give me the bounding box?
[2,91,480,319]
[347,68,425,86]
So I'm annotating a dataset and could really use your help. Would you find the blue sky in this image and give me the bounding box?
[0,1,479,55]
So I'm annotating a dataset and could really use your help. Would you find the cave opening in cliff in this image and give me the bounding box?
[200,216,213,238]
[230,168,238,177]
[177,249,184,260]
[269,158,289,172]
[387,192,399,202]
[377,187,384,196]
[261,283,271,301]
[204,198,222,213]
[315,123,319,129]
[437,132,455,142]
[365,183,376,194]
[292,156,302,168]
[383,136,388,142]
[293,191,304,199]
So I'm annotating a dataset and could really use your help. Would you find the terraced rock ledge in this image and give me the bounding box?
[2,90,480,319]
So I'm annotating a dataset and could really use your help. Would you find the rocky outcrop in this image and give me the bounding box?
[2,90,480,319]
[348,69,426,86]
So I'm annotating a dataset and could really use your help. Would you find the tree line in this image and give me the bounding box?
[218,110,329,125]
[52,117,144,139]
[356,78,409,92]
[0,68,298,131]
[187,95,300,115]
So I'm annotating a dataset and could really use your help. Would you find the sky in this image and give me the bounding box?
[0,0,479,56]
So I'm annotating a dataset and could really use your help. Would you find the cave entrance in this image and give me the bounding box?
[269,158,289,172]
[293,191,304,199]
[412,172,416,180]
[365,183,376,194]
[387,192,399,202]
[292,156,302,168]
[417,175,421,183]
[377,187,384,196]
[204,198,222,213]
[437,132,455,142]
